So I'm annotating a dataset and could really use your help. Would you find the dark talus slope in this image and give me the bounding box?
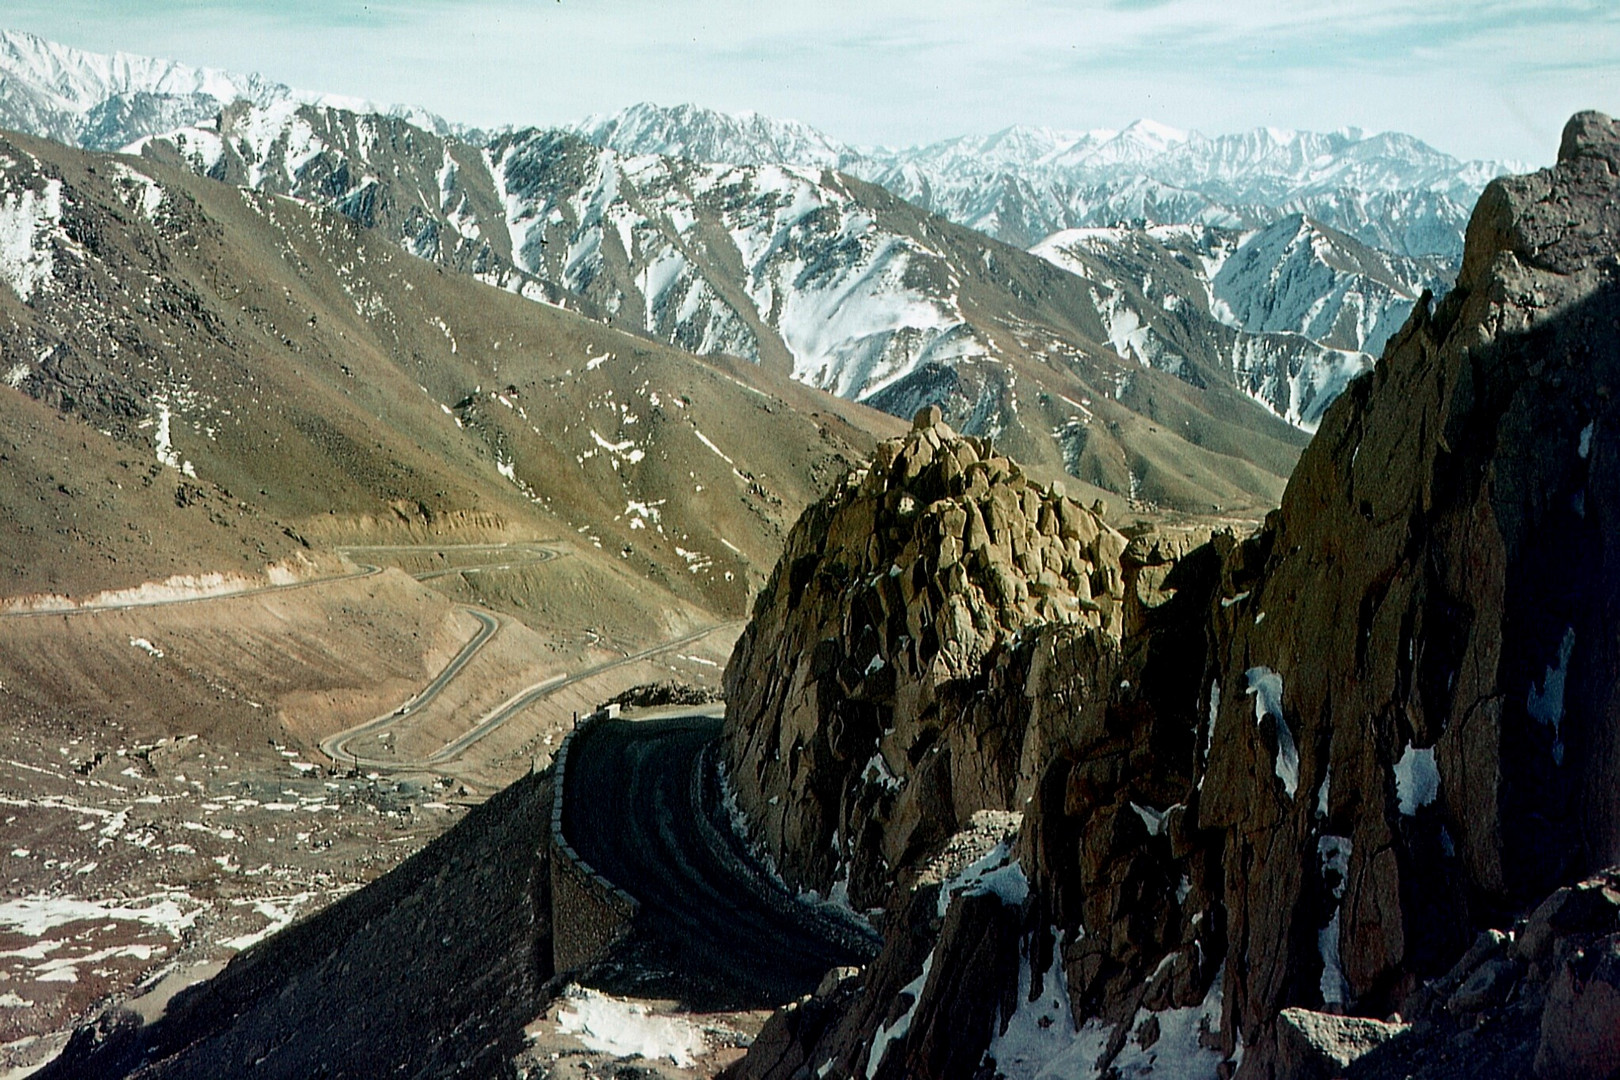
[37,771,553,1080]
[722,112,1620,1079]
[0,126,893,618]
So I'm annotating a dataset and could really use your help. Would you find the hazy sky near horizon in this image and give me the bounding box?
[4,1,1613,163]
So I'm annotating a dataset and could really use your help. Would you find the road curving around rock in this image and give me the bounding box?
[560,712,881,1009]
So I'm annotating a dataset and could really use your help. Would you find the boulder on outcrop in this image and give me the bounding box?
[1276,1008,1408,1080]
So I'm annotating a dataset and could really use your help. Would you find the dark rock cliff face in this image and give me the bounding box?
[723,112,1620,1080]
[1199,109,1620,1068]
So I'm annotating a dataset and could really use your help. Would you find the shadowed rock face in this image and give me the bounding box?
[1200,110,1620,1060]
[724,112,1620,1080]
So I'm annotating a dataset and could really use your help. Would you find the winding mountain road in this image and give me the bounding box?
[324,620,742,772]
[561,713,880,1008]
[333,541,561,583]
[0,540,563,619]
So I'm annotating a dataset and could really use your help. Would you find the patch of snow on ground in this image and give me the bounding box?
[1130,802,1171,836]
[129,637,164,658]
[938,839,1029,917]
[1109,970,1230,1079]
[674,546,713,573]
[150,394,197,477]
[0,893,203,938]
[1392,743,1439,815]
[0,176,60,300]
[555,985,706,1068]
[861,752,902,793]
[222,892,317,952]
[1527,626,1575,765]
[986,934,1111,1079]
[589,428,645,466]
[111,162,165,219]
[1246,666,1298,798]
[691,427,735,465]
[1202,682,1220,765]
[1318,835,1352,1006]
[865,953,933,1079]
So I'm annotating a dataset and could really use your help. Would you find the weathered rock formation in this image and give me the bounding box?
[721,404,1138,909]
[723,112,1620,1080]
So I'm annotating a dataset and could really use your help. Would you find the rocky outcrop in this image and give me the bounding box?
[724,112,1620,1080]
[1199,109,1620,1073]
[721,404,1135,909]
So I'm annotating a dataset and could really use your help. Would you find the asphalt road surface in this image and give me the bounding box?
[562,714,880,1009]
[318,607,504,769]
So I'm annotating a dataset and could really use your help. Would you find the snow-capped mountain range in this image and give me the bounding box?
[570,102,1518,260]
[0,28,1517,509]
[0,29,457,150]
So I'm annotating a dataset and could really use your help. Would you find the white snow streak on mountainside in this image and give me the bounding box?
[1211,215,1424,355]
[1030,216,1442,430]
[483,136,984,401]
[0,172,62,301]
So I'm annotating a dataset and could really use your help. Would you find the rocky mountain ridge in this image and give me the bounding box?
[0,28,456,151]
[573,103,1516,260]
[721,406,1135,910]
[130,100,1313,514]
[719,111,1620,1080]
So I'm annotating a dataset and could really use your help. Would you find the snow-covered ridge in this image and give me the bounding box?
[0,28,458,151]
[571,103,1519,259]
[568,102,856,171]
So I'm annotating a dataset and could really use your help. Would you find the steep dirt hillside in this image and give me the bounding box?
[0,125,894,619]
[722,112,1620,1080]
[139,106,1311,515]
[0,123,898,1069]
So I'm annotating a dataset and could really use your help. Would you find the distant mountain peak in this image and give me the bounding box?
[0,27,460,147]
[567,101,856,170]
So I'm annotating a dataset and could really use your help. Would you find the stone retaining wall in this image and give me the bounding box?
[549,707,640,974]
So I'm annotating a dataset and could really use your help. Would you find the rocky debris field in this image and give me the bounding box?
[0,722,465,1073]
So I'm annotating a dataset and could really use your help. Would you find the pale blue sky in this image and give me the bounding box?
[7,1,1615,163]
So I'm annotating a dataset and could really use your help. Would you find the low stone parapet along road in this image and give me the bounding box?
[558,711,881,1008]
